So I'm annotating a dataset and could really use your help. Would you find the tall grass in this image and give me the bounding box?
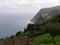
[33,33,60,45]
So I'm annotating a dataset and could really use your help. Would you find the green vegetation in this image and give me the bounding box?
[24,14,60,45]
[15,31,22,37]
[33,33,60,45]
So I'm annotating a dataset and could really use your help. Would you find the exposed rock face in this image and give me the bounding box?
[0,36,33,45]
[31,6,60,24]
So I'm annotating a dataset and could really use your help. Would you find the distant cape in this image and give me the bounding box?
[31,6,60,24]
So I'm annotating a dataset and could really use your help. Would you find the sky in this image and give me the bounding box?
[0,0,60,14]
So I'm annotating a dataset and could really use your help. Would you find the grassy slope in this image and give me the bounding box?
[33,33,60,45]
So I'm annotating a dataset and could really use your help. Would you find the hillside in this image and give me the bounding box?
[31,6,60,24]
[24,12,60,45]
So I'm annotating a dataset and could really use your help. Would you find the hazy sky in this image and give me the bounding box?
[0,0,60,14]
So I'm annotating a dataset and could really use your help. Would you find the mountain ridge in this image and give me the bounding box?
[31,6,60,24]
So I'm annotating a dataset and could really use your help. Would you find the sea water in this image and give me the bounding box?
[0,14,33,38]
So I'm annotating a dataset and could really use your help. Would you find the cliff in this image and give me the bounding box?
[31,6,60,24]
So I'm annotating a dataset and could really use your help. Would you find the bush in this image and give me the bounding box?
[15,31,22,37]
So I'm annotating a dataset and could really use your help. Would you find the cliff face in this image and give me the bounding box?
[0,36,33,45]
[31,6,60,24]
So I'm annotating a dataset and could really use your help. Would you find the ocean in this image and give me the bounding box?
[0,14,34,38]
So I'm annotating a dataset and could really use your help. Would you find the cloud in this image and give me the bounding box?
[0,0,59,14]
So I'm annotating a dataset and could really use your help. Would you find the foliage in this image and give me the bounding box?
[47,14,60,23]
[24,14,60,39]
[15,31,22,37]
[33,33,60,45]
[9,35,15,39]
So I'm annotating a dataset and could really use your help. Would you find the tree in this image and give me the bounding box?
[45,23,60,40]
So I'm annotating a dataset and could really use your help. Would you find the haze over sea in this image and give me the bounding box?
[0,14,34,38]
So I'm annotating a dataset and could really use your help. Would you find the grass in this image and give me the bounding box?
[32,33,60,45]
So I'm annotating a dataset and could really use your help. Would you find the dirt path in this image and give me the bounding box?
[0,36,34,45]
